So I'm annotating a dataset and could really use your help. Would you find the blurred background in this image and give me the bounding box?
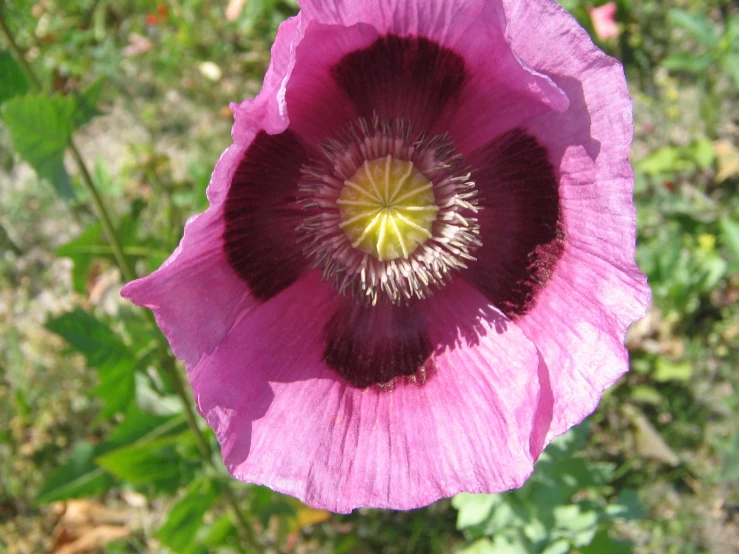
[0,0,737,552]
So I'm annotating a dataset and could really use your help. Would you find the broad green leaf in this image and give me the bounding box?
[47,309,137,417]
[156,478,219,552]
[453,494,502,531]
[102,404,186,454]
[0,51,29,106]
[96,432,196,492]
[35,441,113,504]
[46,309,131,368]
[668,9,718,47]
[93,357,138,419]
[1,93,77,199]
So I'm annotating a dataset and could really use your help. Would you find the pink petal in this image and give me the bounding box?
[503,0,650,441]
[192,274,545,512]
[121,158,255,368]
[121,15,309,366]
[298,0,569,152]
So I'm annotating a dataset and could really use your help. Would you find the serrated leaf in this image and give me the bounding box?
[1,93,77,198]
[0,51,29,106]
[35,441,113,504]
[47,309,137,417]
[156,478,219,552]
[46,309,132,367]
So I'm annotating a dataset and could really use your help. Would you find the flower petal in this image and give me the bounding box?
[223,128,309,301]
[122,143,255,367]
[464,128,564,319]
[300,0,569,152]
[323,297,433,388]
[192,274,545,512]
[503,0,650,440]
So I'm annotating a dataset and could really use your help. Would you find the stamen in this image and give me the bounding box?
[298,116,480,305]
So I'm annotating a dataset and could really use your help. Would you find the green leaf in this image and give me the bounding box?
[686,139,715,171]
[47,309,137,417]
[552,504,599,547]
[46,309,132,368]
[156,478,219,552]
[95,432,196,491]
[653,358,693,382]
[202,515,238,549]
[579,530,633,554]
[661,53,714,73]
[1,93,77,199]
[73,78,105,128]
[668,9,718,47]
[56,223,106,293]
[0,51,29,106]
[720,217,739,259]
[606,489,645,521]
[35,441,113,504]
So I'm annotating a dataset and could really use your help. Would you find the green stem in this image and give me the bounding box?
[0,6,258,551]
[69,141,135,283]
[0,5,42,90]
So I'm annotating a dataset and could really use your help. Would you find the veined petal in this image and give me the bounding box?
[299,0,570,152]
[192,274,544,512]
[503,0,650,441]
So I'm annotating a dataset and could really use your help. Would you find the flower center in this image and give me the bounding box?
[299,116,481,305]
[338,156,439,261]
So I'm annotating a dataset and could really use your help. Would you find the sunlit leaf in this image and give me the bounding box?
[1,93,77,198]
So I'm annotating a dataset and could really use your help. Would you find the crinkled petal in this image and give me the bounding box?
[299,0,569,153]
[503,0,650,441]
[192,275,545,512]
[121,15,309,365]
[121,144,253,367]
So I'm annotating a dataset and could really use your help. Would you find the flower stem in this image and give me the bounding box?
[0,6,42,90]
[0,6,258,551]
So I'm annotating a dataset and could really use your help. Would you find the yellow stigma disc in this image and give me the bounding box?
[337,156,439,261]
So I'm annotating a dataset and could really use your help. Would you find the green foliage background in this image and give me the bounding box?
[0,0,737,552]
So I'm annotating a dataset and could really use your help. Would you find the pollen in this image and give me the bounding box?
[337,156,439,261]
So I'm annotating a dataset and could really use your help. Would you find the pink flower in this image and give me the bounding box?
[122,0,649,512]
[590,2,620,41]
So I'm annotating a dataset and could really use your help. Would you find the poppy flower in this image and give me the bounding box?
[122,0,649,512]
